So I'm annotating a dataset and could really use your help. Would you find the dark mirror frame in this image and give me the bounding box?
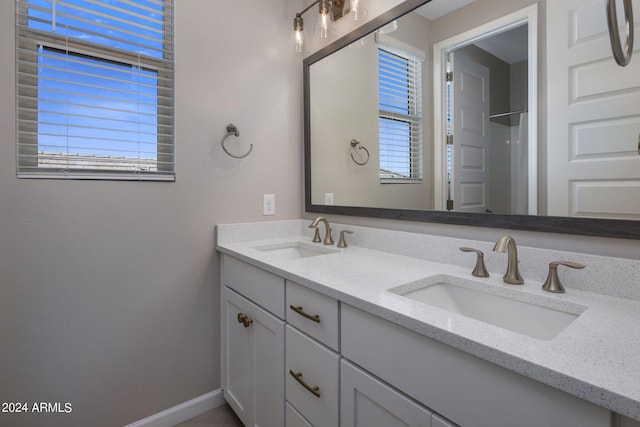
[304,0,640,240]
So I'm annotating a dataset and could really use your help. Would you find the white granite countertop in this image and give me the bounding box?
[216,231,640,421]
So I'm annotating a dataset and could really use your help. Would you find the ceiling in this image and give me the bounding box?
[415,0,528,64]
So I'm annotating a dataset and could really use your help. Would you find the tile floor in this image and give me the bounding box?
[174,403,244,427]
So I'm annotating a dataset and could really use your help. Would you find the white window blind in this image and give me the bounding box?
[16,0,175,180]
[378,46,422,182]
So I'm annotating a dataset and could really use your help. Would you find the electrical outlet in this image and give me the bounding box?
[325,193,334,205]
[262,194,275,216]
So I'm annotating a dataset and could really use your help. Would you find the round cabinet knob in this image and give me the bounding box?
[237,312,253,328]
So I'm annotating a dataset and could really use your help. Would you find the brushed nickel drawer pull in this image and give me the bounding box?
[237,312,253,328]
[289,305,321,323]
[289,370,321,398]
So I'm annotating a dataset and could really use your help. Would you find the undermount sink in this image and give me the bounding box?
[253,241,338,260]
[388,275,585,340]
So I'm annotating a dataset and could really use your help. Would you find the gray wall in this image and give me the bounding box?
[0,1,302,426]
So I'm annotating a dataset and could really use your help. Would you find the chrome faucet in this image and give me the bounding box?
[309,216,334,245]
[492,235,524,284]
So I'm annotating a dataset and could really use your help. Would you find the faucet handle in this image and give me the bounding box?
[542,261,586,293]
[324,228,335,246]
[337,230,354,248]
[311,226,322,243]
[459,247,490,278]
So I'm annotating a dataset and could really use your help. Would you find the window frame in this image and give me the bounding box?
[15,0,175,181]
[376,37,423,184]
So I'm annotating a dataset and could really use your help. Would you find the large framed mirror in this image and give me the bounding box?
[304,0,640,239]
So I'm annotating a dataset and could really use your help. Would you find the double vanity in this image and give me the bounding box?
[217,219,640,427]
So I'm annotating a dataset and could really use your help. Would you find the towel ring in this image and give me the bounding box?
[606,0,634,66]
[350,139,370,166]
[221,124,253,158]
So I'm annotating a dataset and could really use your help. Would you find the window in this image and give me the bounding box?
[378,46,422,182]
[16,0,175,180]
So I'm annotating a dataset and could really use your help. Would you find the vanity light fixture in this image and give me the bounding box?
[293,0,367,53]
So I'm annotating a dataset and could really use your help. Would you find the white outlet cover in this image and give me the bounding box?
[263,194,275,215]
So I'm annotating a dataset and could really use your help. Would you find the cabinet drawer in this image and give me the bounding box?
[286,326,339,427]
[286,281,339,351]
[286,402,313,427]
[222,255,285,319]
[341,304,610,427]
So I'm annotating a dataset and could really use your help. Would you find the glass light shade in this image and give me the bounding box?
[294,28,305,53]
[314,1,336,39]
[293,14,305,53]
[350,0,368,21]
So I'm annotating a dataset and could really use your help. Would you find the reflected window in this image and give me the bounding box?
[378,47,422,182]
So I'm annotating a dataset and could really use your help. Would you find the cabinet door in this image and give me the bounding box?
[341,359,432,427]
[223,287,285,427]
[432,414,459,427]
[342,304,610,427]
[286,402,314,427]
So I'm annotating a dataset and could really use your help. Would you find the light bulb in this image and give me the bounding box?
[295,29,305,53]
[293,14,305,53]
[314,0,335,39]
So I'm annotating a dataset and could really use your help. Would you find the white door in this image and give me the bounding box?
[546,0,640,219]
[450,51,491,213]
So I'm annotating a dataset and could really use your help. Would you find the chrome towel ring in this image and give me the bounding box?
[350,139,370,166]
[606,0,634,67]
[221,124,253,158]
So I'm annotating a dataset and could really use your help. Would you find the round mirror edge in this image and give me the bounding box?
[302,0,640,241]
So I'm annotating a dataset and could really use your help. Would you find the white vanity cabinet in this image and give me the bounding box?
[341,304,611,427]
[220,252,639,427]
[221,255,285,427]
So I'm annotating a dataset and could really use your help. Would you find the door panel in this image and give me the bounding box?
[547,0,640,219]
[452,52,491,213]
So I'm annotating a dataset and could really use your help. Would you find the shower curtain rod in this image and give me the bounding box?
[489,109,528,119]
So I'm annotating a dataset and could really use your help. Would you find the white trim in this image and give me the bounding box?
[432,4,538,214]
[375,33,426,60]
[123,389,225,427]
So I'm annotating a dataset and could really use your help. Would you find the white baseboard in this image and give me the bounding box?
[124,389,225,427]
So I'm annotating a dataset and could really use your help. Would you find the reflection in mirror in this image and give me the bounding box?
[439,23,531,215]
[310,0,537,214]
[305,0,640,239]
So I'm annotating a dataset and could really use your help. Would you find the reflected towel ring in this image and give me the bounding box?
[221,124,253,158]
[350,139,370,166]
[606,0,634,66]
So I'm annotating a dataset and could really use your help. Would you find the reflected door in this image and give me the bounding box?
[451,52,491,213]
[547,0,640,219]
